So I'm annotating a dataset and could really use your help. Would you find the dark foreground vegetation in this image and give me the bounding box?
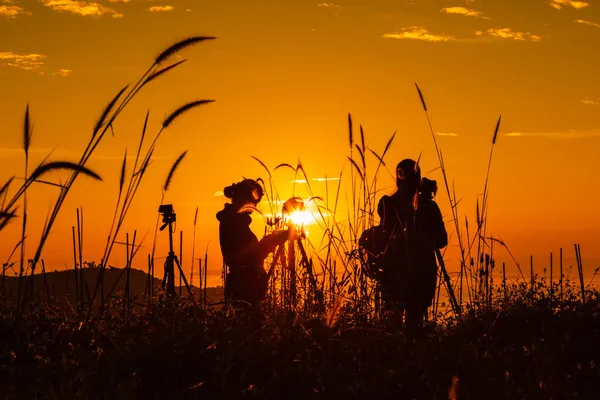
[1,280,599,399]
[2,36,598,399]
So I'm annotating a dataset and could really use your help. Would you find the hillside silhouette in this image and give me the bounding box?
[1,265,224,304]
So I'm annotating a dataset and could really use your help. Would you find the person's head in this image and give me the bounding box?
[396,159,421,195]
[224,178,264,206]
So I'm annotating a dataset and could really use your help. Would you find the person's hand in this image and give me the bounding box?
[287,225,306,241]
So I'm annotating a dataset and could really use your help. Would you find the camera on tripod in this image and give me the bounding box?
[158,204,176,230]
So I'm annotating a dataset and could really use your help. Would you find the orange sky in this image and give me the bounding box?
[1,0,600,287]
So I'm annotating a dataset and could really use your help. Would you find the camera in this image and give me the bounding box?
[158,204,176,225]
[419,178,438,199]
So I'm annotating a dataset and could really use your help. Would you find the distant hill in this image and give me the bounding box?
[1,266,224,305]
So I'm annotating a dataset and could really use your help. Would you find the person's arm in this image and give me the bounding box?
[257,229,291,260]
[430,201,448,249]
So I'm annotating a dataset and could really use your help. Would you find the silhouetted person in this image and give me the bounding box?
[216,178,290,305]
[376,159,447,333]
[412,177,447,329]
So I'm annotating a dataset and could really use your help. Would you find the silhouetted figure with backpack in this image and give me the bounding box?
[365,159,447,333]
[216,178,291,305]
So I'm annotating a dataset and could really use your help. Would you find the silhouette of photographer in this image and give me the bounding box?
[216,178,294,305]
[374,159,447,333]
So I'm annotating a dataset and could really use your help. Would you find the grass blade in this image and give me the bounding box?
[155,36,216,65]
[360,124,365,153]
[164,151,188,191]
[348,113,353,148]
[29,161,102,183]
[347,157,364,181]
[119,150,127,195]
[415,82,427,112]
[143,59,188,87]
[492,115,502,145]
[93,85,129,138]
[23,105,31,157]
[251,156,272,178]
[162,100,214,128]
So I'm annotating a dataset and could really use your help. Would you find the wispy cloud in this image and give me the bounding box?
[148,5,173,12]
[0,52,45,72]
[581,97,599,105]
[40,0,123,18]
[312,177,341,182]
[506,130,600,138]
[575,19,600,28]
[291,177,341,184]
[0,4,29,17]
[550,0,589,9]
[317,2,341,7]
[53,68,72,77]
[214,191,224,197]
[383,27,455,42]
[483,28,543,41]
[441,6,488,19]
[436,132,459,137]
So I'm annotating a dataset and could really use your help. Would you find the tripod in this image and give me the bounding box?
[158,204,194,301]
[267,228,316,308]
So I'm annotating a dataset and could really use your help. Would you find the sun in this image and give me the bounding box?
[287,210,316,227]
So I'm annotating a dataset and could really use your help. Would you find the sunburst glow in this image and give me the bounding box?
[287,210,317,227]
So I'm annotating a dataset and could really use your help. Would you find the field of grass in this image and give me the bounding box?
[1,37,599,399]
[1,279,599,398]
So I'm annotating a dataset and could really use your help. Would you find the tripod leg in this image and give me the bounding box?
[173,256,196,305]
[162,259,168,289]
[435,249,461,315]
[165,256,176,296]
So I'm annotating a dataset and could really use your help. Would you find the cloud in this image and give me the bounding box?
[441,6,488,19]
[214,191,224,197]
[436,132,459,137]
[506,130,600,138]
[311,177,341,182]
[53,68,72,77]
[581,97,598,105]
[40,0,123,18]
[148,5,173,12]
[550,0,589,9]
[383,27,455,42]
[317,2,341,7]
[0,52,45,72]
[0,4,29,17]
[575,19,600,28]
[485,27,543,41]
